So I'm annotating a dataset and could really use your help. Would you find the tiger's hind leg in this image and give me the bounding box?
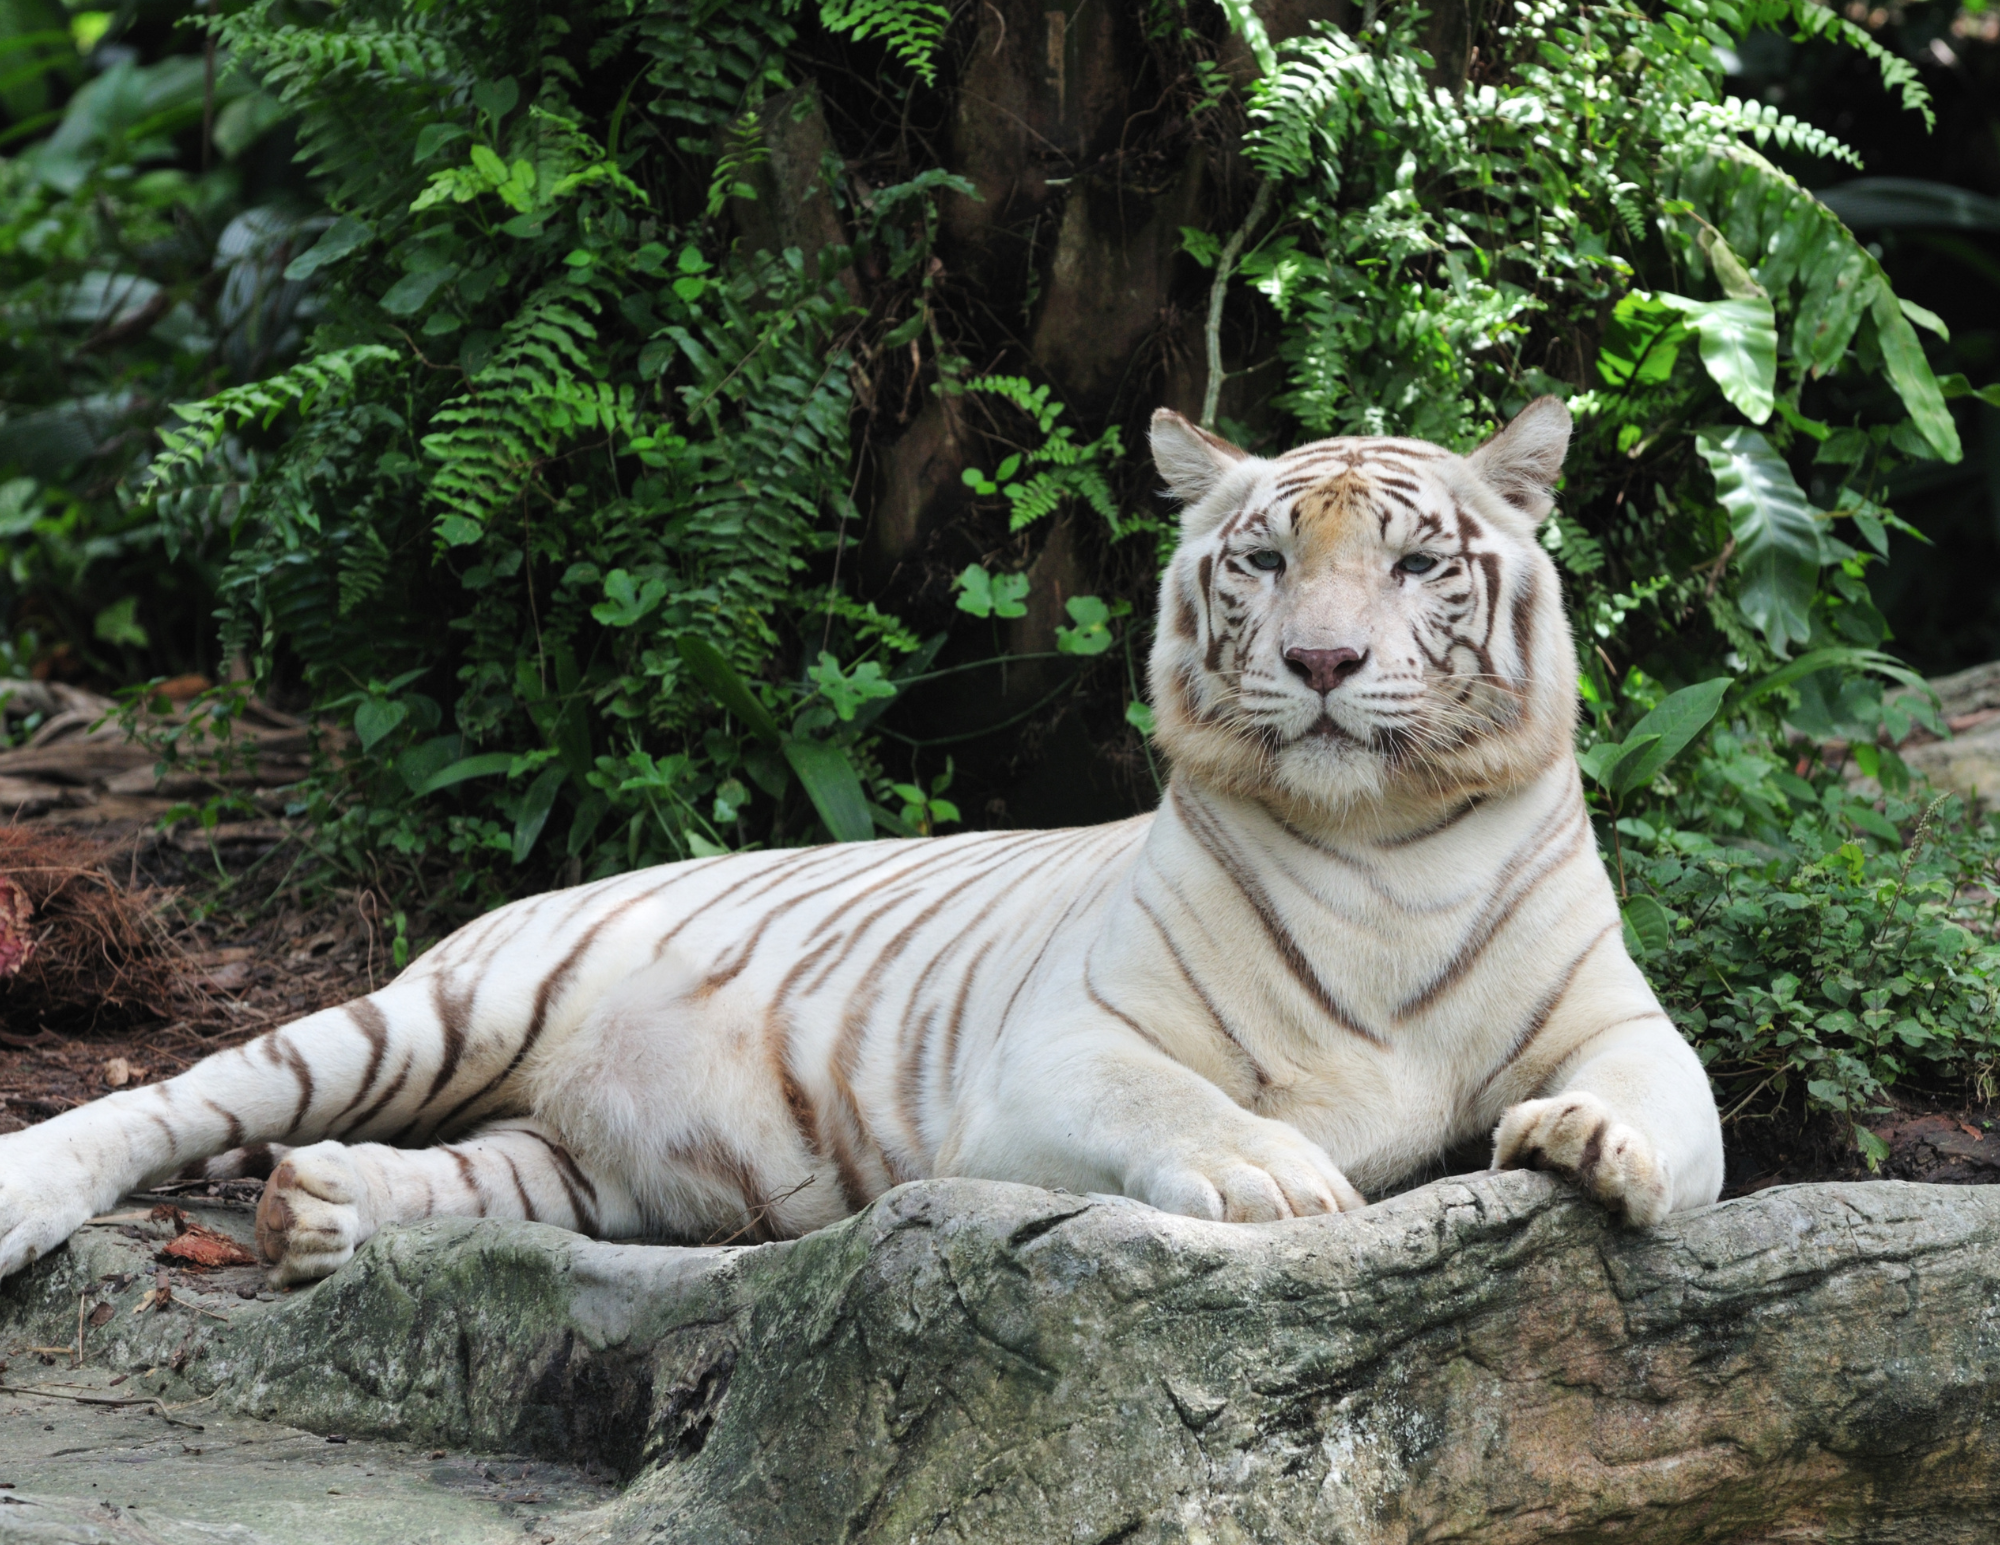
[253,1119,642,1285]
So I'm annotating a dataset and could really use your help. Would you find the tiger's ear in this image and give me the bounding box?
[1467,396,1571,521]
[1151,408,1248,508]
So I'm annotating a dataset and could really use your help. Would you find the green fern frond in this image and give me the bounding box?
[1740,1,1933,131]
[639,0,795,144]
[144,345,399,499]
[1684,95,1861,167]
[818,0,951,86]
[336,520,393,616]
[1243,26,1370,183]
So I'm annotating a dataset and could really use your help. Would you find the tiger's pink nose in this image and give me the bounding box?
[1284,646,1367,693]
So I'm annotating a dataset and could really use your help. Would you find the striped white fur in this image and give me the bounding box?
[0,399,1723,1285]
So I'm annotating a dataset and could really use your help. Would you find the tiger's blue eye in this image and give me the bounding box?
[1247,549,1285,573]
[1396,552,1438,575]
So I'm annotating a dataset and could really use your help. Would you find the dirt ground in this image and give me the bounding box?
[0,813,382,1139]
[3,811,1997,1200]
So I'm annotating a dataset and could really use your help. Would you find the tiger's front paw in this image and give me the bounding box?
[1492,1092,1670,1226]
[0,1135,100,1282]
[1135,1118,1367,1224]
[256,1143,377,1286]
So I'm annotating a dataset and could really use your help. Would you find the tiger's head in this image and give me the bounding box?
[1146,398,1577,826]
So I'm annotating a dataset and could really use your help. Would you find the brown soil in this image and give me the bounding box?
[0,813,389,1139]
[1722,1092,2000,1196]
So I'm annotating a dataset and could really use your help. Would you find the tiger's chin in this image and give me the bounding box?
[1159,694,1560,836]
[1270,738,1391,814]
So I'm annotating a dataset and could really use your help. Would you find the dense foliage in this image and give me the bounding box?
[2,0,1997,1148]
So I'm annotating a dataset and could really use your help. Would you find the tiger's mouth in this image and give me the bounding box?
[1300,714,1362,744]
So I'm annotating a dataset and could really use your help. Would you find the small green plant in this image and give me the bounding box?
[952,376,1134,536]
[1625,789,2000,1162]
[890,760,960,837]
[953,565,1029,620]
[116,680,268,831]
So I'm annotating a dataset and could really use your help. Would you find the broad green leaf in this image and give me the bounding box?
[469,143,508,185]
[409,750,515,795]
[1215,0,1275,75]
[566,791,608,857]
[1741,645,1932,706]
[511,764,566,864]
[782,737,873,842]
[1596,292,1683,389]
[471,75,519,121]
[1621,894,1674,959]
[1845,803,1902,844]
[1697,229,1766,301]
[1654,293,1777,424]
[1614,678,1732,795]
[1939,373,2000,408]
[380,265,457,316]
[1899,296,1948,340]
[677,636,782,743]
[1125,700,1157,735]
[1869,283,1962,462]
[869,801,921,838]
[412,122,467,163]
[396,733,462,793]
[1578,733,1660,792]
[1697,427,1823,654]
[353,697,407,751]
[283,215,373,281]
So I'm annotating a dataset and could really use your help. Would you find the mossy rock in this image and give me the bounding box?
[7,1173,2000,1542]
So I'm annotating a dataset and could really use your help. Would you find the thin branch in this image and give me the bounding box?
[1201,179,1275,430]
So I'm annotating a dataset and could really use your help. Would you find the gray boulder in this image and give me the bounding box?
[5,1172,2000,1542]
[1896,659,2000,801]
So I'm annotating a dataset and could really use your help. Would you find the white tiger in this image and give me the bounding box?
[0,398,1723,1286]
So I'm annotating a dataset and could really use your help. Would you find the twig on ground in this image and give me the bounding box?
[0,1380,209,1430]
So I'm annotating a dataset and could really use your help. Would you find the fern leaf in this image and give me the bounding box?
[818,0,951,86]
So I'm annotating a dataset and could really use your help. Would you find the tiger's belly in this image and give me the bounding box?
[509,818,1155,1223]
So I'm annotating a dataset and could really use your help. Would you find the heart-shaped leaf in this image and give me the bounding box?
[953,564,1029,620]
[1056,595,1114,655]
[591,568,667,628]
[354,697,407,752]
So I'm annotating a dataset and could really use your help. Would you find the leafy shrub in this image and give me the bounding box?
[1627,788,2000,1155]
[0,11,310,695]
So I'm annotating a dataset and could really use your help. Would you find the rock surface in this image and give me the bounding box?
[1896,658,2000,801]
[6,1172,2000,1542]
